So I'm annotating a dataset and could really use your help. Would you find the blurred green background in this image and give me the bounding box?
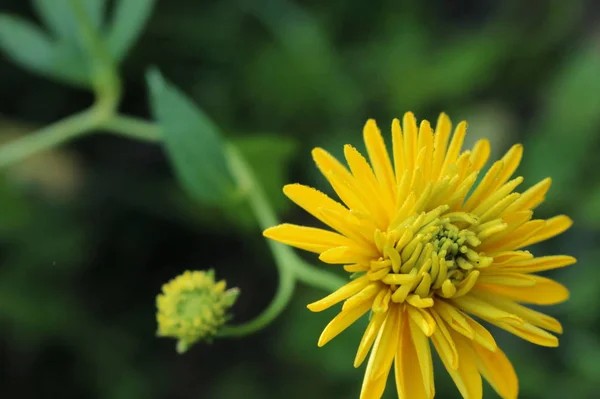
[0,0,599,398]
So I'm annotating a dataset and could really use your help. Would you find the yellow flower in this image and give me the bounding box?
[156,270,239,353]
[263,112,575,399]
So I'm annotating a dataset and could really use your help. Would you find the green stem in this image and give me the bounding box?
[0,108,101,168]
[100,115,162,142]
[0,110,346,336]
[294,260,346,292]
[217,145,297,337]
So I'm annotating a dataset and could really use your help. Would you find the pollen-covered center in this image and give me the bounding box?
[369,205,493,308]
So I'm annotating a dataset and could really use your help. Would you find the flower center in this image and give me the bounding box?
[369,206,493,307]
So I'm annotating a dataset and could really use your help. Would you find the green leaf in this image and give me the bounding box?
[0,15,56,76]
[106,0,157,61]
[146,68,236,206]
[32,0,106,40]
[0,14,91,87]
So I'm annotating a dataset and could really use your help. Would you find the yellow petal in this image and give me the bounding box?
[370,305,402,379]
[476,275,570,305]
[318,299,371,347]
[312,147,354,185]
[283,183,349,228]
[430,309,459,369]
[473,343,518,399]
[463,160,503,211]
[434,300,474,339]
[344,144,389,228]
[489,144,523,192]
[263,223,359,254]
[462,313,497,352]
[431,113,452,180]
[319,246,374,265]
[451,296,522,324]
[472,289,563,333]
[505,177,552,212]
[402,112,418,170]
[493,320,558,347]
[391,118,405,183]
[307,276,370,312]
[495,255,576,273]
[440,121,467,178]
[435,330,483,399]
[469,139,491,173]
[360,329,392,399]
[363,119,396,207]
[477,272,537,287]
[395,311,433,399]
[354,310,387,368]
[519,215,573,248]
[407,306,437,337]
[417,120,434,181]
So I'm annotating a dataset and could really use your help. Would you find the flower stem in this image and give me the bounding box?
[217,145,297,337]
[0,108,101,168]
[0,111,345,336]
[100,114,162,142]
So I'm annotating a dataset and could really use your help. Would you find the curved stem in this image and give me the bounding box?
[0,108,101,168]
[100,114,162,142]
[218,145,297,337]
[294,260,346,292]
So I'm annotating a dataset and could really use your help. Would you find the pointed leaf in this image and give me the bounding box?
[106,0,157,61]
[146,68,236,206]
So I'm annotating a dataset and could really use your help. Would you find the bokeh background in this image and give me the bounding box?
[1,0,599,398]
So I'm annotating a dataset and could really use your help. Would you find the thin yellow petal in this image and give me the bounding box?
[407,306,437,337]
[462,313,497,352]
[451,296,522,324]
[469,139,491,173]
[318,300,371,347]
[263,223,360,254]
[441,331,483,399]
[476,276,570,305]
[431,113,452,181]
[354,310,387,368]
[371,305,401,379]
[473,343,518,399]
[395,311,432,399]
[519,215,573,248]
[493,320,559,347]
[402,112,418,170]
[440,121,467,178]
[283,183,348,226]
[435,300,474,339]
[477,272,537,287]
[363,119,396,207]
[472,289,563,333]
[489,144,523,192]
[312,147,354,184]
[307,276,370,312]
[417,120,434,182]
[494,255,576,273]
[430,309,459,369]
[505,177,552,212]
[360,331,392,399]
[319,246,374,265]
[392,118,405,182]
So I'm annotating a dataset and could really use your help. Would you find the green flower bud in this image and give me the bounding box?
[156,270,239,353]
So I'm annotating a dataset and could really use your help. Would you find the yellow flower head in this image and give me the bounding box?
[156,270,239,353]
[264,112,575,399]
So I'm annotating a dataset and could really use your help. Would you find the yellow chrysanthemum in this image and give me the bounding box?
[263,112,575,399]
[156,270,239,353]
